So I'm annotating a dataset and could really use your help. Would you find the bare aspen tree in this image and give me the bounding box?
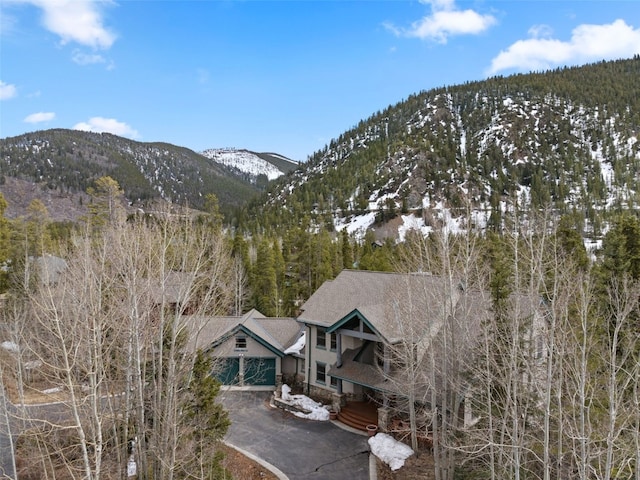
[384,227,483,480]
[10,206,234,479]
[563,271,599,480]
[25,224,117,479]
[136,212,233,480]
[600,277,639,480]
[232,255,249,316]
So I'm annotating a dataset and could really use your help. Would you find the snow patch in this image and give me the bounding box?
[201,148,284,180]
[335,211,377,240]
[397,214,431,242]
[280,384,330,421]
[1,341,19,353]
[368,432,414,471]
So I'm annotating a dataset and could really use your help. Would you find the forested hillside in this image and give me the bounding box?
[239,57,640,238]
[0,129,260,217]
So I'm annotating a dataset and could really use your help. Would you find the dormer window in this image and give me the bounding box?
[235,336,247,350]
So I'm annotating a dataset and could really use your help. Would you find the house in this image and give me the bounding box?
[192,269,543,433]
[190,309,304,387]
[296,269,495,428]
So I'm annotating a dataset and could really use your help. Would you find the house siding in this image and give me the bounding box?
[305,324,368,397]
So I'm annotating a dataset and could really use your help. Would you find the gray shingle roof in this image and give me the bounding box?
[298,270,459,343]
[186,309,301,353]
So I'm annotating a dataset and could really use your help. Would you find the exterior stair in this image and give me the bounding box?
[337,401,378,431]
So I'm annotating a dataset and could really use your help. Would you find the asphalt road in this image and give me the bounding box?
[0,389,371,480]
[219,390,370,480]
[0,387,15,479]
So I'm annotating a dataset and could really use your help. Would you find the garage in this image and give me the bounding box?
[199,310,301,388]
[215,357,240,385]
[244,357,276,386]
[214,357,276,386]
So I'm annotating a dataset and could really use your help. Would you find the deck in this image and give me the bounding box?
[336,401,378,431]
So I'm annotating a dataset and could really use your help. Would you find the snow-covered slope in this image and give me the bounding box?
[201,148,296,182]
[256,58,640,242]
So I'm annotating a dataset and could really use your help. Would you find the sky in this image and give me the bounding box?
[1,1,639,162]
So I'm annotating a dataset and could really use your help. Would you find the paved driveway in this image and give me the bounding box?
[219,390,370,480]
[0,387,15,479]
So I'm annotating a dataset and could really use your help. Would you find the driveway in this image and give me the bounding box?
[0,387,15,479]
[219,390,370,480]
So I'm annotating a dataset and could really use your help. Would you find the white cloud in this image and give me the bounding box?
[73,117,140,139]
[528,24,553,39]
[18,0,116,49]
[0,81,17,100]
[386,0,496,43]
[24,111,56,123]
[489,19,640,74]
[72,50,106,65]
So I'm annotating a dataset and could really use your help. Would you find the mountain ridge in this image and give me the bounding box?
[2,57,639,235]
[242,57,640,241]
[0,129,294,220]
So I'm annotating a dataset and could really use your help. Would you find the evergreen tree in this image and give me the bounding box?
[341,229,354,269]
[555,215,589,271]
[252,239,278,316]
[599,213,640,282]
[0,194,10,292]
[86,175,125,228]
[181,350,231,478]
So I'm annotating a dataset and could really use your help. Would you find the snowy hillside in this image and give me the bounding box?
[253,58,640,242]
[201,148,296,183]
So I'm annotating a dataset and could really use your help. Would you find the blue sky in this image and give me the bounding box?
[1,0,639,161]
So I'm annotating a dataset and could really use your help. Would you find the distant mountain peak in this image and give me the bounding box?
[201,148,298,183]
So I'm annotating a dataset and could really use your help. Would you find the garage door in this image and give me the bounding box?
[244,358,276,386]
[215,358,240,385]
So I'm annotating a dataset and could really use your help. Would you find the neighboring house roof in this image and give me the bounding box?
[187,308,302,356]
[32,254,68,285]
[298,270,463,344]
[149,270,198,305]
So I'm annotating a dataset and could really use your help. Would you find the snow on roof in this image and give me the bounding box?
[283,331,305,355]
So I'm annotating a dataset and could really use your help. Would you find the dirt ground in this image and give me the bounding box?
[220,443,279,480]
[376,453,436,480]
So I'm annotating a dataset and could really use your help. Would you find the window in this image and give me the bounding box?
[330,376,338,388]
[235,336,247,350]
[316,362,326,384]
[330,333,337,351]
[299,358,305,375]
[316,329,326,349]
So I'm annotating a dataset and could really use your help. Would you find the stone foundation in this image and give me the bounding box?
[331,392,346,412]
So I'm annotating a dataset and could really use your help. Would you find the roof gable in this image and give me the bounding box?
[326,308,386,341]
[210,324,285,357]
[298,270,456,343]
[188,310,301,356]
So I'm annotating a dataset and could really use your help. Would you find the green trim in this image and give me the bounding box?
[315,361,327,385]
[326,308,383,339]
[210,325,284,357]
[316,327,327,349]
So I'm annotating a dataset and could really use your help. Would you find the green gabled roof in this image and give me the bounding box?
[326,308,384,339]
[210,324,285,357]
